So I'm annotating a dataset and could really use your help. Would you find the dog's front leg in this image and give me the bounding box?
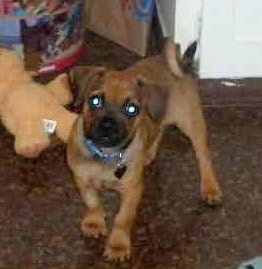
[75,176,108,238]
[104,172,144,262]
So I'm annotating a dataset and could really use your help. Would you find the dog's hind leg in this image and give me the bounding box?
[75,177,108,238]
[166,88,221,205]
[145,133,163,165]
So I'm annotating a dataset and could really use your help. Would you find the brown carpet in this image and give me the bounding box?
[1,31,262,269]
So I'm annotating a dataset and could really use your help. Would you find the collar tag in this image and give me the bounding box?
[114,164,127,179]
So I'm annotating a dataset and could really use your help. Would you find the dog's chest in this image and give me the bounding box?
[74,161,124,191]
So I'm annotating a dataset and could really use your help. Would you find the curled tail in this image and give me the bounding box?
[164,38,197,77]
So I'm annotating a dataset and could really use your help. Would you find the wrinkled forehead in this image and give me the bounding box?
[100,71,138,104]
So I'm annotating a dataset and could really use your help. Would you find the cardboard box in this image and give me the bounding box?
[85,0,155,56]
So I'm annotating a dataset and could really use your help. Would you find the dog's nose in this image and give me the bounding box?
[98,117,118,131]
[90,116,126,147]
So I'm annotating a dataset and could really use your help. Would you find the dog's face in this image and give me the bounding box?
[70,66,168,148]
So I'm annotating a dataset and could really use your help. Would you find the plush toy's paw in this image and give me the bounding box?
[104,228,131,262]
[15,136,50,158]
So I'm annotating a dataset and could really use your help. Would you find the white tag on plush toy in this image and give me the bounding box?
[42,119,57,134]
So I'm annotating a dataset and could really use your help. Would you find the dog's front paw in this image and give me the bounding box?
[104,228,131,262]
[81,209,108,238]
[201,178,222,206]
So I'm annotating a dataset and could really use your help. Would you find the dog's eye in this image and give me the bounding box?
[88,95,103,110]
[124,103,139,117]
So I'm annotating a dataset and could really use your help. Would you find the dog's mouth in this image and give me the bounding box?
[84,116,128,148]
[91,133,125,148]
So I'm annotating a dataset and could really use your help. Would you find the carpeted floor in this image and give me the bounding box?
[1,31,262,269]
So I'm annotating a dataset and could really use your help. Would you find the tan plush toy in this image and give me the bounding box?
[0,47,78,158]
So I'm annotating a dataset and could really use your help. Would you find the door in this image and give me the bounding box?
[199,0,262,78]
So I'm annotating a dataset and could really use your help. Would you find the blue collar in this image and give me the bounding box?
[84,138,124,165]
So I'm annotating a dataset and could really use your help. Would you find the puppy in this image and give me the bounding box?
[67,39,221,262]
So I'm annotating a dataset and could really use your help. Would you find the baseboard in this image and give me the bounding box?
[199,78,262,108]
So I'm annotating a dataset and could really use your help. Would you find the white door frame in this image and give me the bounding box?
[156,0,202,54]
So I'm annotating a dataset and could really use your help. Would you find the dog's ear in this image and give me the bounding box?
[135,77,168,121]
[69,65,106,108]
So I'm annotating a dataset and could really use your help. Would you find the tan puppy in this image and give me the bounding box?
[67,39,221,262]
